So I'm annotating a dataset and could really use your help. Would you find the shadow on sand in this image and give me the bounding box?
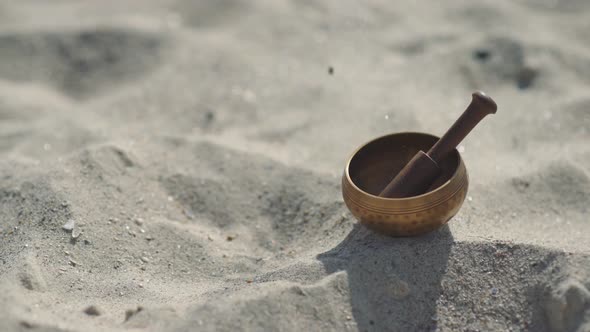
[318,223,453,332]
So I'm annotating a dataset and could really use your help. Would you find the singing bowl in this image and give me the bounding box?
[342,132,468,236]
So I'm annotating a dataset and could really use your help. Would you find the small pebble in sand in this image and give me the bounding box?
[388,279,411,299]
[473,48,490,61]
[83,305,101,316]
[134,218,144,226]
[140,257,150,263]
[491,287,499,296]
[183,209,194,220]
[72,228,82,240]
[62,220,75,232]
[226,235,236,241]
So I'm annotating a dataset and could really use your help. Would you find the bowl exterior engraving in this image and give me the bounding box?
[342,132,468,236]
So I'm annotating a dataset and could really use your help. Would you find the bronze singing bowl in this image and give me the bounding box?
[342,132,468,236]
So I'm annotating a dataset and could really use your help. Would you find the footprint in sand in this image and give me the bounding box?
[544,278,590,332]
[462,36,539,90]
[160,142,346,249]
[0,28,164,98]
[510,161,590,215]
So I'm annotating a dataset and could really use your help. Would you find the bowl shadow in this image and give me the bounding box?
[317,223,453,331]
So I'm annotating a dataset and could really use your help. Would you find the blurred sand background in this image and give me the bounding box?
[1,1,589,331]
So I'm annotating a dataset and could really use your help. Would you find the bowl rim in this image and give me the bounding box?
[344,131,464,201]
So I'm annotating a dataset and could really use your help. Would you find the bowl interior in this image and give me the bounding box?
[348,132,460,197]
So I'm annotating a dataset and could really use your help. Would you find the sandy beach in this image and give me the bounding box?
[1,1,589,331]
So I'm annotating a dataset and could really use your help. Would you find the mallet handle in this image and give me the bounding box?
[427,91,497,163]
[379,91,497,198]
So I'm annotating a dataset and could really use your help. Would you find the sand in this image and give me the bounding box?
[1,0,590,331]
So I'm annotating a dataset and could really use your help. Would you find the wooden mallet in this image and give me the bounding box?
[379,91,497,198]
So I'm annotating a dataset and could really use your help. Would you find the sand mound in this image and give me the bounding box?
[1,140,589,331]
